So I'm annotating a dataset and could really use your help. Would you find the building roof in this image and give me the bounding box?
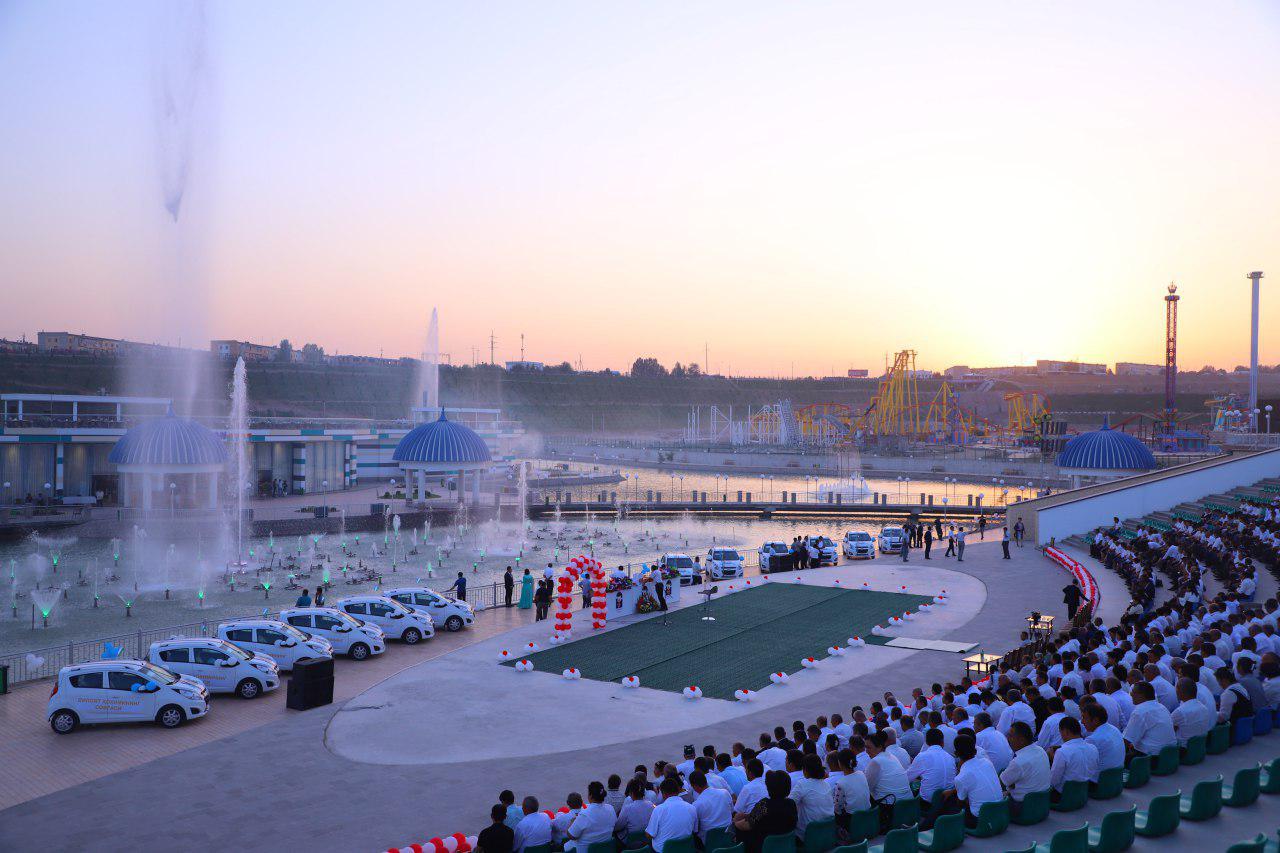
[392,410,491,466]
[1055,420,1157,471]
[107,408,228,468]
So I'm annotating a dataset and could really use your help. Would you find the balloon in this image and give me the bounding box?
[622,675,640,688]
[498,649,512,660]
[442,837,458,853]
[515,659,534,672]
[801,657,818,668]
[734,689,753,701]
[770,671,789,685]
[682,685,703,699]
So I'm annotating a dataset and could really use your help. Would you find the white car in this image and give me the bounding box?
[47,660,209,734]
[281,607,386,660]
[149,638,280,700]
[705,548,744,580]
[217,619,334,671]
[385,587,475,632]
[758,541,789,572]
[658,554,700,586]
[878,526,906,554]
[337,594,435,644]
[804,535,839,566]
[842,531,876,560]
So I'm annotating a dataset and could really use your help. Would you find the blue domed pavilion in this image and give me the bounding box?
[392,409,492,503]
[1055,419,1157,487]
[108,407,228,510]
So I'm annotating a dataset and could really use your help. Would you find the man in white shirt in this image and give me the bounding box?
[1144,665,1178,712]
[1170,678,1215,747]
[646,777,698,853]
[715,755,747,796]
[998,722,1051,820]
[687,772,732,841]
[514,797,554,853]
[1081,703,1125,774]
[757,735,788,772]
[907,729,955,804]
[973,712,1013,773]
[1049,717,1099,794]
[948,736,1004,829]
[732,759,768,817]
[1123,683,1177,758]
[996,691,1037,735]
[1036,699,1068,751]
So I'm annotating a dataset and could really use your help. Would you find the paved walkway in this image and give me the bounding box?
[0,539,1089,851]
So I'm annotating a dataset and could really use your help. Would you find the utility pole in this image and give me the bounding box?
[489,331,496,366]
[520,333,525,363]
[1248,272,1263,430]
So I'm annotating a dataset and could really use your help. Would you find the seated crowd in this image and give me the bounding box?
[477,512,1280,853]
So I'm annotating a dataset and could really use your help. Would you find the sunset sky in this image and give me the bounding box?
[1,1,1278,376]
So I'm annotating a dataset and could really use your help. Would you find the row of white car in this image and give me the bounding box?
[45,586,475,735]
[756,527,911,570]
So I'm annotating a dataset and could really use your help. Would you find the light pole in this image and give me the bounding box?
[759,474,765,501]
[169,481,177,518]
[896,476,903,501]
[1267,405,1273,435]
[767,475,774,500]
[677,475,685,500]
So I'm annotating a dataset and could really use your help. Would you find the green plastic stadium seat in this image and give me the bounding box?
[1086,806,1135,853]
[830,845,869,853]
[1052,780,1090,812]
[625,831,648,849]
[1134,791,1180,838]
[1122,755,1151,789]
[762,834,796,853]
[1012,788,1051,825]
[1034,824,1089,853]
[702,827,734,853]
[1233,717,1254,746]
[868,824,917,853]
[663,836,697,853]
[1253,711,1272,737]
[916,811,964,852]
[1181,734,1207,766]
[524,844,553,853]
[1207,723,1232,755]
[1152,744,1180,776]
[846,807,880,844]
[1260,757,1280,794]
[890,797,920,829]
[1178,775,1223,821]
[802,818,838,853]
[587,842,617,853]
[1224,834,1268,853]
[964,798,1010,838]
[1091,767,1124,800]
[1223,764,1262,808]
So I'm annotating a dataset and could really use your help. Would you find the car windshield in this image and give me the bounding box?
[812,538,832,547]
[275,623,310,641]
[883,528,903,536]
[382,598,414,615]
[213,640,252,661]
[134,662,179,684]
[847,532,872,541]
[711,550,740,561]
[765,543,785,553]
[670,557,694,568]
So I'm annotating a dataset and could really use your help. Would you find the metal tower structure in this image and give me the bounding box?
[1248,271,1263,431]
[1163,282,1179,439]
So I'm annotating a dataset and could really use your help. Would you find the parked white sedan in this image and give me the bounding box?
[337,594,435,644]
[705,548,745,580]
[385,587,475,632]
[217,619,334,671]
[842,531,876,560]
[149,638,280,699]
[281,607,386,660]
[47,660,209,734]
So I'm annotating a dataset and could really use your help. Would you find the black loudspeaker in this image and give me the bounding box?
[286,657,335,710]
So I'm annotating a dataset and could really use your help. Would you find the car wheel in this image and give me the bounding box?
[157,705,185,729]
[50,709,79,734]
[236,678,262,699]
[445,615,464,632]
[402,627,422,645]
[349,642,370,661]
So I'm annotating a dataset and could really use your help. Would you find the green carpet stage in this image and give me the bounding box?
[511,582,934,699]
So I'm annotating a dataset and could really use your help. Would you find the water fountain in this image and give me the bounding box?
[229,356,250,569]
[32,588,60,628]
[414,307,441,413]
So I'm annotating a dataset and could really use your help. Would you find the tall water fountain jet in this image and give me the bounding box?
[229,356,249,568]
[413,308,441,416]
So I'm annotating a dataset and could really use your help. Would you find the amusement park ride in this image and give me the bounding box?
[743,350,1053,449]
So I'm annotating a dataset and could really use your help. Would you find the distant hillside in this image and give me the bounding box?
[0,352,1262,434]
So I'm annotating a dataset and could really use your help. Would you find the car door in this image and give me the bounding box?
[105,669,156,722]
[255,627,295,666]
[224,627,260,657]
[156,646,195,681]
[66,670,112,724]
[190,645,235,691]
[367,600,398,632]
[416,592,450,618]
[312,612,350,649]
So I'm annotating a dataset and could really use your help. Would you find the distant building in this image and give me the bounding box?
[970,365,1038,377]
[1036,359,1107,376]
[37,332,192,357]
[847,368,869,378]
[943,366,970,379]
[1114,362,1164,377]
[0,338,36,353]
[211,339,280,362]
[505,360,545,371]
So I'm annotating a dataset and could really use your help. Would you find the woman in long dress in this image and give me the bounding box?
[517,568,534,609]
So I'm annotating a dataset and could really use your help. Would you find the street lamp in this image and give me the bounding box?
[767,475,774,500]
[1267,405,1273,435]
[169,481,177,517]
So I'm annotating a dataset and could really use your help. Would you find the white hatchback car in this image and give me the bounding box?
[217,619,334,671]
[878,526,907,554]
[280,607,386,660]
[758,541,789,571]
[705,548,745,580]
[842,531,876,560]
[47,660,209,734]
[337,594,435,644]
[384,587,475,632]
[659,554,700,586]
[149,638,280,699]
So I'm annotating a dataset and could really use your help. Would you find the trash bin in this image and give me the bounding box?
[0,664,8,695]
